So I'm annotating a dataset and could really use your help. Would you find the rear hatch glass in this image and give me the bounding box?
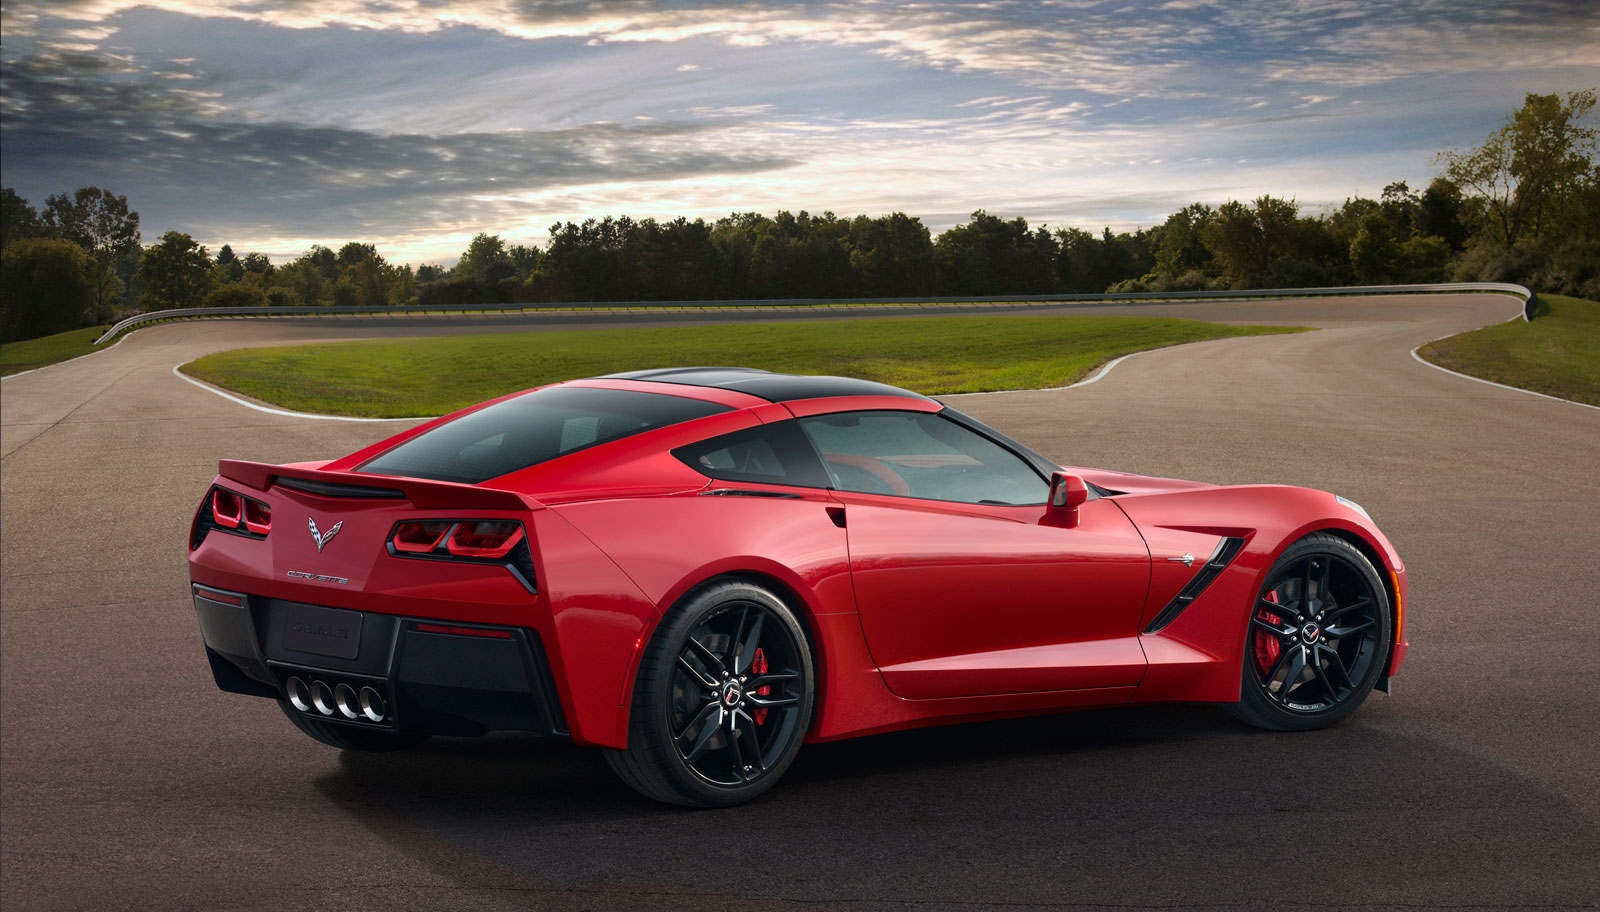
[358,387,732,483]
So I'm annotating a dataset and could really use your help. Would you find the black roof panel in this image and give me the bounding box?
[599,367,931,403]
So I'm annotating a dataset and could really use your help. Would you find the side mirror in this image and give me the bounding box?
[1045,472,1088,527]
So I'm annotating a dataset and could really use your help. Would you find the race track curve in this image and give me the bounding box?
[3,294,1597,911]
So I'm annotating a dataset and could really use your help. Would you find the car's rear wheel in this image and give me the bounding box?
[278,701,430,751]
[1226,532,1391,731]
[605,578,814,807]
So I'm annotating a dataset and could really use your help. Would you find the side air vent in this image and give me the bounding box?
[1143,536,1246,634]
[274,476,407,499]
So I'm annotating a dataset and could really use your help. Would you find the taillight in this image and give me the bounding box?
[193,485,272,549]
[391,520,525,560]
[212,489,242,528]
[387,519,536,592]
[446,521,525,558]
[392,521,452,553]
[243,498,272,535]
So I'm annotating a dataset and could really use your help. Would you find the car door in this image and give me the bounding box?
[794,407,1151,699]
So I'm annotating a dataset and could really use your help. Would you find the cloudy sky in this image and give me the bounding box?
[2,0,1597,265]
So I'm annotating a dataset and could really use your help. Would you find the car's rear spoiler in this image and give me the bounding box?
[218,460,540,511]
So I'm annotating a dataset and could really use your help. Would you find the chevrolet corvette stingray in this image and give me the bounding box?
[190,367,1408,806]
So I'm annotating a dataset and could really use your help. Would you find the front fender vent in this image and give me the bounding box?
[1143,536,1246,634]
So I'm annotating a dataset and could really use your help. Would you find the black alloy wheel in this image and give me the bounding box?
[605,578,814,807]
[1227,532,1392,731]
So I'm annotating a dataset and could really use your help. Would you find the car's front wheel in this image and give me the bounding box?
[605,578,815,807]
[1227,532,1392,731]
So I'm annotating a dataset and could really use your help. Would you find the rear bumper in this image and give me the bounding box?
[194,584,568,739]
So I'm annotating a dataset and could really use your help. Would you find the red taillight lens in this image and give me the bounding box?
[392,521,453,554]
[415,623,513,639]
[211,489,242,528]
[242,498,272,535]
[446,521,525,559]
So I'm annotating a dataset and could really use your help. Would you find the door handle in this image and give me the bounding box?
[825,506,846,528]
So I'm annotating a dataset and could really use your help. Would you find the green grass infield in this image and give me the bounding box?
[0,325,113,377]
[1418,294,1599,407]
[181,314,1307,418]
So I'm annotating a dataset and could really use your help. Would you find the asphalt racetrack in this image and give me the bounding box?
[3,294,1597,911]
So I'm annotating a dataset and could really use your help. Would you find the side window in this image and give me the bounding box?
[797,410,1048,505]
[673,420,832,488]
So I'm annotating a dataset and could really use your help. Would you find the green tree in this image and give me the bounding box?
[270,258,326,306]
[39,186,141,316]
[138,231,214,309]
[933,210,1057,295]
[330,277,359,307]
[1153,203,1214,276]
[1201,196,1300,285]
[1398,233,1452,282]
[508,244,541,279]
[203,283,269,308]
[1442,89,1598,247]
[0,238,94,342]
[1417,177,1469,250]
[337,242,380,267]
[1349,213,1400,283]
[2,188,43,249]
[1380,182,1419,237]
[455,233,511,282]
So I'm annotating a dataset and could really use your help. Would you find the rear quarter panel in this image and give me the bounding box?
[550,491,868,742]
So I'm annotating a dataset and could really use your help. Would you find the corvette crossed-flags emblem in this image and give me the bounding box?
[308,517,343,553]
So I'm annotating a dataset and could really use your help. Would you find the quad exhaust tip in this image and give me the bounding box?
[285,675,386,723]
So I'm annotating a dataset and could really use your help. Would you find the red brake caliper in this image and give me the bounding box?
[752,648,770,725]
[1254,591,1282,674]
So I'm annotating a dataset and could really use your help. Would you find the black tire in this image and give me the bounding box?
[605,578,815,807]
[278,701,429,752]
[1226,532,1392,732]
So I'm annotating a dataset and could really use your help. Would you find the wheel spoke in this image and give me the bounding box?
[1322,598,1372,621]
[726,709,746,780]
[1319,644,1354,691]
[746,691,799,708]
[1311,648,1341,701]
[684,637,726,676]
[1300,558,1314,614]
[679,703,724,761]
[726,605,754,669]
[1326,618,1375,639]
[1260,597,1301,621]
[677,656,720,691]
[747,671,799,690]
[735,609,765,675]
[1252,616,1295,638]
[740,720,766,773]
[1273,647,1309,704]
[1263,645,1297,691]
[1321,557,1333,603]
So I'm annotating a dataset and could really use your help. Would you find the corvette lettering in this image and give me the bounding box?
[286,570,349,584]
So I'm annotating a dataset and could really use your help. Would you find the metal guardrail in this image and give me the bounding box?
[94,282,1537,345]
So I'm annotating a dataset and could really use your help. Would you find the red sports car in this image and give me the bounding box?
[190,367,1408,806]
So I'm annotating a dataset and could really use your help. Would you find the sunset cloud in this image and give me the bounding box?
[1,0,1594,263]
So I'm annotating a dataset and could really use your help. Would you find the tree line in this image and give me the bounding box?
[2,90,1593,344]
